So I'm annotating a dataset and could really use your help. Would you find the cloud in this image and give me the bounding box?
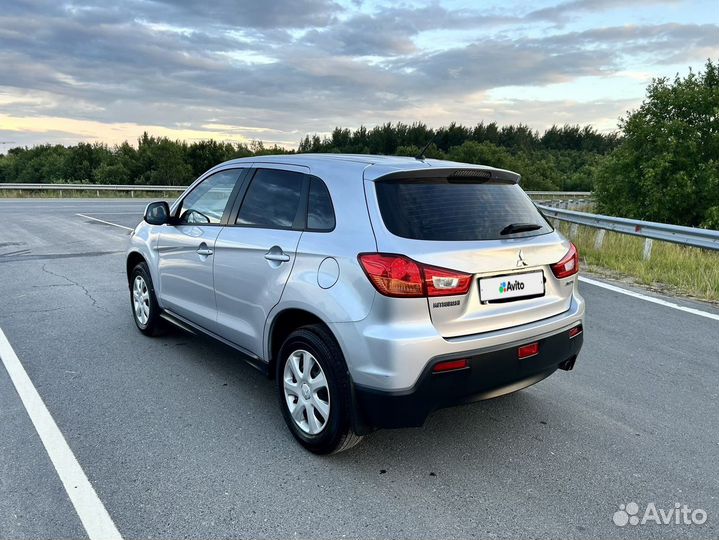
[390,23,715,95]
[526,0,682,22]
[302,4,521,56]
[0,0,715,148]
[155,0,340,28]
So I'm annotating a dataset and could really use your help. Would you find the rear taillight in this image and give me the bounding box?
[357,254,423,297]
[423,264,472,297]
[358,253,471,298]
[550,243,579,279]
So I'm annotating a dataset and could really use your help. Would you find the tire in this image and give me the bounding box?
[129,262,165,336]
[276,325,362,454]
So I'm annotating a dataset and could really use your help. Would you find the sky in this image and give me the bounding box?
[0,0,717,149]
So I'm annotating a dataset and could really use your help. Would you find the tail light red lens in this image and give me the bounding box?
[357,253,424,297]
[358,253,471,298]
[423,264,472,297]
[551,243,579,279]
[569,324,583,338]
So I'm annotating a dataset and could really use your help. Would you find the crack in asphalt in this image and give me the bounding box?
[41,263,109,313]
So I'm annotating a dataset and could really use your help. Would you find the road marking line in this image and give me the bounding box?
[579,276,719,321]
[0,328,122,540]
[76,213,133,231]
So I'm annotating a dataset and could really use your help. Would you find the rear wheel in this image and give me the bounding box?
[276,325,362,454]
[130,262,164,336]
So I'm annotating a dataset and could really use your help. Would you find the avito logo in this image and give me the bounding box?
[499,280,525,294]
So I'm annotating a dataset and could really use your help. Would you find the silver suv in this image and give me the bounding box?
[127,154,584,454]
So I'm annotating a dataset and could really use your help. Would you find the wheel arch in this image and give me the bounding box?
[267,308,333,377]
[126,251,147,285]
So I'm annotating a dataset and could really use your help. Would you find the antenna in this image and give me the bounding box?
[415,132,438,160]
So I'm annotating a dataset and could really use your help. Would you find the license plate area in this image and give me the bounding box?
[479,270,545,303]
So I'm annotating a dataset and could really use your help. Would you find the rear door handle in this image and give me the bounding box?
[264,252,290,262]
[197,246,213,256]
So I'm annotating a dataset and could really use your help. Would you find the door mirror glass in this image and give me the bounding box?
[144,201,170,225]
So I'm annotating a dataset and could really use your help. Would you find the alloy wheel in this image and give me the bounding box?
[283,349,331,435]
[132,275,150,326]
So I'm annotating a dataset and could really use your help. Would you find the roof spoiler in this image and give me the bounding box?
[372,166,521,184]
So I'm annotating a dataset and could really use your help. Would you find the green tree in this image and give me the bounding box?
[595,60,719,228]
[62,143,110,183]
[136,133,193,185]
[447,141,512,169]
[94,160,130,184]
[186,139,234,177]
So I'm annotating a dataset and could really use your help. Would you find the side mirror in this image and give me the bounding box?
[144,201,170,225]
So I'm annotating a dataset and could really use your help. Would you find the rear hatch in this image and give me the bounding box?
[364,166,575,338]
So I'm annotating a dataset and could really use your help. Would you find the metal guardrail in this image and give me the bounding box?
[527,191,592,198]
[538,205,719,252]
[0,183,185,194]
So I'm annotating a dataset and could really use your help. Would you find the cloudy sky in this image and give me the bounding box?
[0,0,716,149]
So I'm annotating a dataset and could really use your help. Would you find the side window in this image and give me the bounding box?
[178,169,240,225]
[236,169,304,229]
[307,177,335,231]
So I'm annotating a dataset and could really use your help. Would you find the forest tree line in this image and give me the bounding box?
[0,122,616,192]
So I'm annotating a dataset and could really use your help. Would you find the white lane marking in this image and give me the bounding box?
[579,276,719,322]
[76,213,133,231]
[0,328,122,540]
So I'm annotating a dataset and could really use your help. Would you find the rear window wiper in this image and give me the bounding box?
[500,222,543,235]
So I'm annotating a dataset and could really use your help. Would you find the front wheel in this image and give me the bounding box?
[130,262,164,336]
[276,325,362,454]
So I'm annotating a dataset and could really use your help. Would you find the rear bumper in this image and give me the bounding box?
[353,325,583,431]
[331,292,585,392]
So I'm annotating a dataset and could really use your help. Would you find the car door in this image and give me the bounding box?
[157,168,247,331]
[213,165,308,356]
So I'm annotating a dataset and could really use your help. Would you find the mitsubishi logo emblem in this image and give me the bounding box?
[516,250,528,267]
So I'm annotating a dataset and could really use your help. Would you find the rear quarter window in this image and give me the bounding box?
[375,179,552,241]
[307,177,335,231]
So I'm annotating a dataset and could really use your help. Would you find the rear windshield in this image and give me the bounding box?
[375,179,552,241]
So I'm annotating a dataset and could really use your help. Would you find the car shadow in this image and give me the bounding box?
[157,323,567,467]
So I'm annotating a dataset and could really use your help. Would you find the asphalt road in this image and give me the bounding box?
[0,198,717,540]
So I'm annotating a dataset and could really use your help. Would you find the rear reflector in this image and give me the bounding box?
[518,342,539,360]
[432,358,469,373]
[569,325,583,338]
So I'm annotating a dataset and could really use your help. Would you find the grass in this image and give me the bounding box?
[555,221,719,303]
